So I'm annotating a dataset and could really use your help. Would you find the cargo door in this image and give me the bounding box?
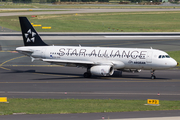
[146,51,153,63]
[41,48,46,58]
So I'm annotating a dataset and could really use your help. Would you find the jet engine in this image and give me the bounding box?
[90,65,114,76]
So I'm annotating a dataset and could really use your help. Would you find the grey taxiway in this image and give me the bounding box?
[0,33,180,101]
[0,33,180,120]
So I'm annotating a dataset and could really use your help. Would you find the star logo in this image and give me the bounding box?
[25,29,36,43]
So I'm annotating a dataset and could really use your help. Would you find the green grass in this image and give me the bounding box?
[1,11,180,32]
[0,2,180,9]
[0,98,179,115]
[0,10,63,13]
[0,3,47,9]
[168,51,180,63]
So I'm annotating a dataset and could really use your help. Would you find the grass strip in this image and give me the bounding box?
[0,2,180,9]
[0,10,63,13]
[1,11,180,32]
[0,98,180,115]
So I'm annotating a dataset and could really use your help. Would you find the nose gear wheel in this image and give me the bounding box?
[151,70,156,79]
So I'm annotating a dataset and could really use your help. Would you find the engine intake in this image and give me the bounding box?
[90,65,114,76]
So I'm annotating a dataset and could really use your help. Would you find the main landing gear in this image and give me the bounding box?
[83,72,91,78]
[83,67,91,78]
[151,70,156,79]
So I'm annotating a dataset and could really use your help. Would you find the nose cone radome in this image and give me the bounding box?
[169,58,177,68]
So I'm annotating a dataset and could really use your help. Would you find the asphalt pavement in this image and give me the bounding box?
[0,110,180,120]
[0,8,180,119]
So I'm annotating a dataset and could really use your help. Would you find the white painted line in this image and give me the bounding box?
[13,113,26,115]
[105,36,180,38]
[100,116,180,120]
[1,91,180,95]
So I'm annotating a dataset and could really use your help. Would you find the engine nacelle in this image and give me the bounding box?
[90,65,114,76]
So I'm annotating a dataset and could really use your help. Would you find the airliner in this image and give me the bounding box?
[16,17,177,79]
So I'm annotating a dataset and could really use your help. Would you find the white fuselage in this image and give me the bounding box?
[17,17,178,78]
[16,46,177,70]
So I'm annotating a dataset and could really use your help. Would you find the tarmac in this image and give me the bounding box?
[0,110,180,120]
[0,8,180,17]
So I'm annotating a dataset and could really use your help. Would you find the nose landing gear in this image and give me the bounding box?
[151,70,156,79]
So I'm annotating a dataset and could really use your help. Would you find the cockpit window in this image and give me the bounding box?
[166,55,170,58]
[158,55,170,58]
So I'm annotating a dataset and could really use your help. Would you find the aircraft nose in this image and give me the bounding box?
[170,58,177,67]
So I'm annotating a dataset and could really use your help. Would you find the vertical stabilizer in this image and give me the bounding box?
[19,17,48,46]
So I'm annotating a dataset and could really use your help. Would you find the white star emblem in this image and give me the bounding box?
[25,29,36,43]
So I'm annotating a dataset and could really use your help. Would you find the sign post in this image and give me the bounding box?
[145,99,160,106]
[0,97,8,103]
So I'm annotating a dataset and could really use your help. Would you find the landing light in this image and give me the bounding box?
[177,62,179,66]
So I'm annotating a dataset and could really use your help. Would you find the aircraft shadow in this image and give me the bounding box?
[5,69,171,81]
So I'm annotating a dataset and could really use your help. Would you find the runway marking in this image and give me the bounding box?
[1,65,179,82]
[101,39,180,47]
[1,63,179,82]
[0,66,11,71]
[0,56,27,71]
[111,116,180,120]
[3,65,61,67]
[28,71,180,82]
[0,91,180,96]
[0,51,13,52]
[0,55,179,82]
[98,39,169,47]
[33,72,80,78]
[0,79,179,84]
[32,72,170,81]
[0,56,25,71]
[105,36,180,38]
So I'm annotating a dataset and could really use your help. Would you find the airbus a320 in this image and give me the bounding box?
[16,17,177,79]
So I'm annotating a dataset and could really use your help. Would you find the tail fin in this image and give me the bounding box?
[19,17,48,46]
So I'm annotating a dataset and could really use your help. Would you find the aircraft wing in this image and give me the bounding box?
[42,59,95,66]
[42,59,124,68]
